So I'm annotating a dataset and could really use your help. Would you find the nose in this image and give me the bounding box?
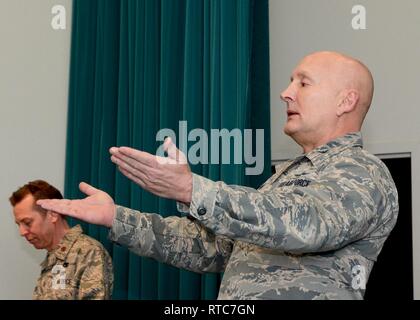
[19,225,29,237]
[281,82,295,103]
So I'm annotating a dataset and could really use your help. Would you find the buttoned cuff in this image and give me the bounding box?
[188,173,218,221]
[176,201,190,213]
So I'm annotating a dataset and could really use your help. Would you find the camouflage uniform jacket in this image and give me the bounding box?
[33,225,113,300]
[108,132,398,299]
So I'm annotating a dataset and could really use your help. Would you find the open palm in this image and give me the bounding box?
[36,182,116,227]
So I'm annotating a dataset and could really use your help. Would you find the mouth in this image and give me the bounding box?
[287,110,300,118]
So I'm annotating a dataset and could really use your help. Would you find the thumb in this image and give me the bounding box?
[79,182,101,196]
[163,137,187,164]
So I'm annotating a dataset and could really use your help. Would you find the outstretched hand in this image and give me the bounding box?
[36,182,116,228]
[109,137,193,204]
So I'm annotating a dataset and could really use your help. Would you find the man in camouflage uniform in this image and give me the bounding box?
[38,51,399,299]
[10,180,113,299]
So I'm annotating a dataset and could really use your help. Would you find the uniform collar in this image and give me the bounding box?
[40,225,83,268]
[305,132,363,171]
[275,132,363,174]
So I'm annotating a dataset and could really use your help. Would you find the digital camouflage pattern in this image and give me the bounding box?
[33,225,113,300]
[109,132,398,299]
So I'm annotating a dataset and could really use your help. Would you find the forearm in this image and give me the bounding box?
[108,206,233,273]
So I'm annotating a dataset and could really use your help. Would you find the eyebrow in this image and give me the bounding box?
[290,72,314,82]
[15,217,32,224]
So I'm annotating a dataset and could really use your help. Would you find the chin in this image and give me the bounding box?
[284,125,297,137]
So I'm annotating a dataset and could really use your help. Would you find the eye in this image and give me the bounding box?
[301,82,309,87]
[23,220,32,227]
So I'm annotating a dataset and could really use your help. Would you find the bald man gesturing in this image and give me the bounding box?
[38,52,398,300]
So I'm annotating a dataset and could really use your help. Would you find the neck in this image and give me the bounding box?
[299,129,358,154]
[295,134,335,154]
[47,220,70,252]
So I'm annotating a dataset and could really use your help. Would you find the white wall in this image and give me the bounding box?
[0,0,72,299]
[269,0,420,299]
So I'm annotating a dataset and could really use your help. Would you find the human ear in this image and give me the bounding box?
[337,90,359,116]
[47,211,59,223]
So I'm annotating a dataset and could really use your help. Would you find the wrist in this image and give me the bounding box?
[106,204,117,228]
[182,173,193,204]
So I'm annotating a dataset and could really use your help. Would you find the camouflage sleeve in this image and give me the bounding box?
[108,206,234,273]
[77,248,113,300]
[187,162,397,254]
[32,278,43,300]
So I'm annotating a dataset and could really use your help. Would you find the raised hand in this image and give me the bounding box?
[109,137,193,204]
[36,182,116,228]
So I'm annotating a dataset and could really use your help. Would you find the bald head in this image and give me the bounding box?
[303,51,374,123]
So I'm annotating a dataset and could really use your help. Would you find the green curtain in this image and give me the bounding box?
[65,0,271,300]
